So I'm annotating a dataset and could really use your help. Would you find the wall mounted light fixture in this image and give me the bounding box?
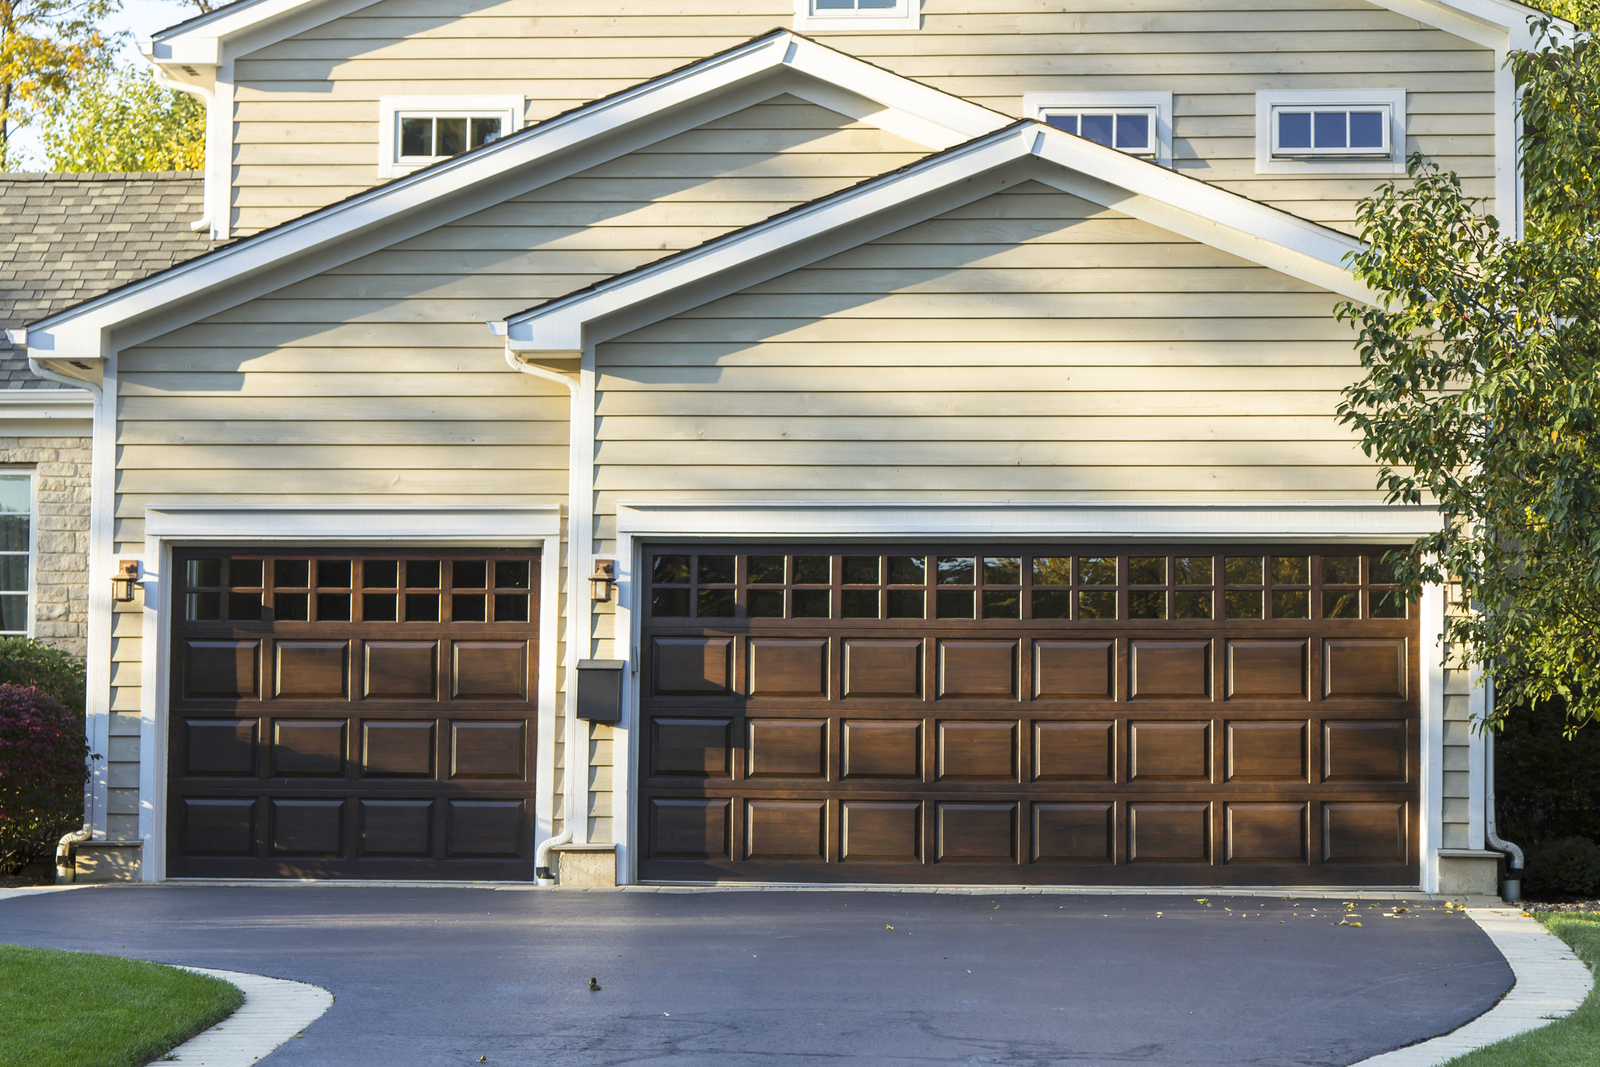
[110,560,140,603]
[589,559,616,602]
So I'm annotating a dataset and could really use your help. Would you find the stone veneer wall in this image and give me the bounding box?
[0,435,90,653]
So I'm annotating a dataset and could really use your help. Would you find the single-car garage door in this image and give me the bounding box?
[639,544,1418,886]
[167,548,539,879]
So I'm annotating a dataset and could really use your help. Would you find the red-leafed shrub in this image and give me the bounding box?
[0,684,89,874]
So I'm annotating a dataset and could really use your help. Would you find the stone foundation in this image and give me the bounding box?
[553,844,617,887]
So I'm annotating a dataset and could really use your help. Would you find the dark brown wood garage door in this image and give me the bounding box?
[639,544,1419,886]
[166,548,540,879]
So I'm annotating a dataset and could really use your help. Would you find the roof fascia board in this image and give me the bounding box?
[504,124,1373,351]
[146,0,352,63]
[29,31,1008,360]
[505,131,1031,350]
[578,164,1034,349]
[102,74,825,354]
[1025,131,1372,301]
[783,35,1006,144]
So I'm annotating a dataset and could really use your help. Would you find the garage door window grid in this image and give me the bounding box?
[649,550,1407,623]
[183,555,533,624]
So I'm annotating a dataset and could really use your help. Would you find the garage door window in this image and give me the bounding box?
[648,550,1408,622]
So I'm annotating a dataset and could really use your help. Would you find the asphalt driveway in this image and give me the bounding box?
[1,887,1509,1066]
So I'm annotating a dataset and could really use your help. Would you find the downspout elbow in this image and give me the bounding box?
[1485,726,1524,902]
[27,356,102,397]
[148,63,215,234]
[56,823,91,884]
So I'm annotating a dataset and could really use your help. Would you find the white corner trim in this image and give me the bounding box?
[377,95,526,179]
[1349,909,1593,1067]
[614,500,1442,540]
[1023,91,1174,167]
[164,965,333,1067]
[793,0,920,31]
[143,505,560,541]
[504,121,1374,351]
[1255,89,1408,176]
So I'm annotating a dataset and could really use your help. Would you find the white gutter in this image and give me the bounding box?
[501,335,581,887]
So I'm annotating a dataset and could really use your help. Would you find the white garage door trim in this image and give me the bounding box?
[136,506,561,882]
[610,501,1447,889]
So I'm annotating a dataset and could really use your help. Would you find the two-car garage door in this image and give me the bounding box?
[638,543,1419,886]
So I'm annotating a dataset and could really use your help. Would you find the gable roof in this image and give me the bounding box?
[499,120,1376,354]
[0,172,209,390]
[21,30,1009,375]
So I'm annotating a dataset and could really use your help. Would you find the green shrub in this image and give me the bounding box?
[1494,695,1600,847]
[0,637,85,719]
[0,684,90,874]
[1527,836,1600,899]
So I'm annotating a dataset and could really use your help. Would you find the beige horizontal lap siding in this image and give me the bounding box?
[230,0,1495,235]
[119,100,927,846]
[592,181,1383,538]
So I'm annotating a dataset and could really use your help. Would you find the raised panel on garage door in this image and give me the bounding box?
[166,548,540,880]
[637,543,1418,886]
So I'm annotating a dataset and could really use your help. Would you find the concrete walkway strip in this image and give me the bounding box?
[1351,907,1594,1067]
[163,966,333,1067]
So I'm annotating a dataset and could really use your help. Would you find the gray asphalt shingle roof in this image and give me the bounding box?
[0,171,211,389]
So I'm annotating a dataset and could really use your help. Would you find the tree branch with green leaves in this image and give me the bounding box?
[1336,15,1600,733]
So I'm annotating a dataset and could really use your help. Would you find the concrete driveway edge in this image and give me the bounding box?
[164,966,333,1067]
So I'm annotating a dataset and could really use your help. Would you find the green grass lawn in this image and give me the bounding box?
[1441,913,1600,1067]
[0,943,242,1067]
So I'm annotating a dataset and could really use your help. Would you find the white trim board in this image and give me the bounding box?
[34,30,1009,367]
[144,0,1562,67]
[137,506,561,882]
[502,121,1375,353]
[609,500,1442,885]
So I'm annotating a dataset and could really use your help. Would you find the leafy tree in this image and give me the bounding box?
[0,0,119,169]
[1334,15,1600,733]
[37,60,203,171]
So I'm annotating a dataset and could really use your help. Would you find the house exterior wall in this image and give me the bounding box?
[108,99,932,849]
[226,0,1495,235]
[0,435,91,653]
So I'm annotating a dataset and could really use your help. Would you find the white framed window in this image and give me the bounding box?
[793,0,919,32]
[0,472,34,636]
[1255,89,1406,175]
[1023,92,1174,167]
[377,96,525,178]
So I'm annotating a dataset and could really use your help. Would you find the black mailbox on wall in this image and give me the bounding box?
[575,659,625,722]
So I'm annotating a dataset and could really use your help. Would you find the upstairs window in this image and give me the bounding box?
[1271,105,1391,157]
[377,96,524,178]
[1041,110,1157,156]
[1024,92,1173,166]
[398,114,505,162]
[794,0,919,31]
[1255,90,1405,174]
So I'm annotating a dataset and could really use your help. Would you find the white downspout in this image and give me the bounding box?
[1482,677,1525,901]
[25,350,109,844]
[502,340,580,887]
[148,64,215,233]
